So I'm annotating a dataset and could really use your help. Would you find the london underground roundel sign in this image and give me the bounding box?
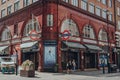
[61,30,71,40]
[29,30,40,40]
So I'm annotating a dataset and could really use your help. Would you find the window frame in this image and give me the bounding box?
[23,19,40,36]
[32,0,38,3]
[14,1,19,11]
[1,9,6,18]
[101,0,107,5]
[62,0,68,3]
[1,0,6,4]
[71,0,78,7]
[83,25,95,39]
[23,0,31,7]
[81,0,88,11]
[89,3,94,14]
[7,5,12,15]
[108,0,112,7]
[102,9,107,19]
[96,6,101,16]
[47,14,53,27]
[108,13,112,21]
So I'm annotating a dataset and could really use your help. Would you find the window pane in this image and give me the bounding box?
[47,14,53,26]
[61,19,79,36]
[1,0,6,4]
[83,25,95,39]
[96,6,101,16]
[1,9,6,18]
[23,19,40,36]
[109,14,112,21]
[63,0,68,3]
[99,29,107,41]
[102,0,106,5]
[81,0,87,10]
[1,28,11,41]
[32,0,38,3]
[117,7,120,16]
[71,0,78,7]
[102,10,107,19]
[89,3,94,14]
[108,0,112,7]
[23,0,31,7]
[118,21,120,30]
[14,1,19,11]
[7,5,12,15]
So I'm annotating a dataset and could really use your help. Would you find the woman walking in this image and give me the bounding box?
[66,60,72,74]
[72,59,76,71]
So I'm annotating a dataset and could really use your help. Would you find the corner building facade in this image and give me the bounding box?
[0,0,116,72]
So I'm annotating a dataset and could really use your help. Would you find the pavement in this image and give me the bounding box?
[0,70,120,80]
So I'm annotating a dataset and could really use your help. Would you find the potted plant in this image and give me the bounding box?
[20,60,35,77]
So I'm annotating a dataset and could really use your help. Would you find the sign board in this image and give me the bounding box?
[99,55,108,67]
[29,30,41,40]
[61,30,71,40]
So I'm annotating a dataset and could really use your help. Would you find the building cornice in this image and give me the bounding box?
[59,1,115,26]
[0,0,115,26]
[0,0,42,24]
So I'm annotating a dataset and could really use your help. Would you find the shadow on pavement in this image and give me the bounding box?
[65,70,120,77]
[48,70,120,77]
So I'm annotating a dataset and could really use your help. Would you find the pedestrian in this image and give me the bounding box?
[72,59,76,71]
[66,60,72,74]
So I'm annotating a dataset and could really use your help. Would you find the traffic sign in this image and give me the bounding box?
[29,30,41,40]
[61,30,71,40]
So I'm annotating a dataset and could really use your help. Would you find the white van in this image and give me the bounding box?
[0,57,15,73]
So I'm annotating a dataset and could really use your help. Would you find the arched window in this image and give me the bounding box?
[98,29,108,41]
[23,19,40,36]
[83,24,95,39]
[61,19,79,37]
[1,28,11,41]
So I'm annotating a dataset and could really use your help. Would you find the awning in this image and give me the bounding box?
[20,41,38,48]
[84,44,102,51]
[63,41,85,49]
[0,46,8,52]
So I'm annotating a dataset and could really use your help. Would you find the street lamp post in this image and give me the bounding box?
[106,10,111,73]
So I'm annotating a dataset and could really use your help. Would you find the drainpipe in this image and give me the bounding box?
[113,0,117,65]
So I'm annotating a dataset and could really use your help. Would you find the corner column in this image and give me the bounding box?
[58,40,62,72]
[38,42,43,72]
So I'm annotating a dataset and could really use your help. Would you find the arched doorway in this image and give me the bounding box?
[21,19,41,70]
[83,24,98,68]
[60,19,83,70]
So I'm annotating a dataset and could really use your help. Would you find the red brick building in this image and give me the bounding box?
[0,0,116,72]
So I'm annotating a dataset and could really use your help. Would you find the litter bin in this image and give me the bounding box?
[110,64,118,73]
[54,64,59,73]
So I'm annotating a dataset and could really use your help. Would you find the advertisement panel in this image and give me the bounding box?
[44,46,56,68]
[99,54,108,67]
